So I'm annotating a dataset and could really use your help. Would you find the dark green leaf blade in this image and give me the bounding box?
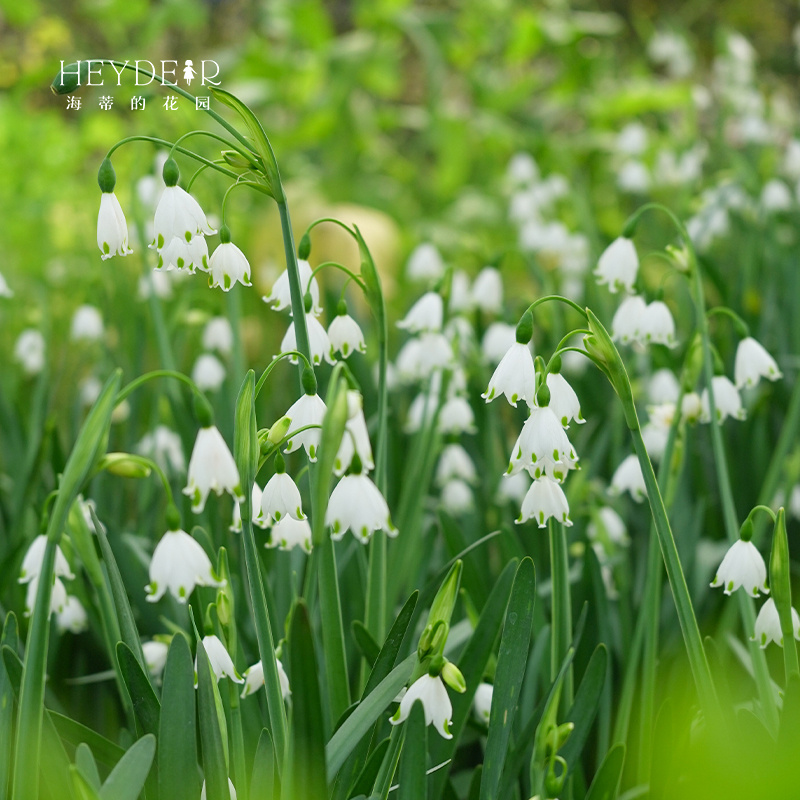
[116,642,160,737]
[398,702,427,800]
[99,735,156,800]
[584,744,625,800]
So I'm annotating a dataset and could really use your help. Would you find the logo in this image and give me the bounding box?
[56,59,222,88]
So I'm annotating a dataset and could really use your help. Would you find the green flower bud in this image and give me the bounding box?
[427,560,462,630]
[301,366,317,396]
[221,150,260,171]
[298,232,311,261]
[165,504,182,532]
[51,61,90,95]
[516,310,533,344]
[536,383,551,408]
[98,452,152,479]
[337,298,348,316]
[193,393,215,428]
[219,224,232,244]
[97,158,116,193]
[304,291,313,315]
[268,415,292,445]
[441,661,466,693]
[162,157,180,187]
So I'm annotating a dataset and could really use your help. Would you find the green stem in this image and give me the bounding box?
[306,261,366,293]
[115,369,202,406]
[549,521,573,710]
[228,684,248,800]
[255,352,312,397]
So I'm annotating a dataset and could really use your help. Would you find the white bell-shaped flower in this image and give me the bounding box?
[25,575,67,617]
[482,342,536,407]
[183,426,244,513]
[156,233,209,272]
[326,471,397,543]
[639,301,678,347]
[397,292,444,333]
[546,372,585,427]
[56,596,88,634]
[262,259,321,315]
[681,392,703,423]
[241,657,291,699]
[143,641,169,680]
[200,779,237,800]
[507,406,578,476]
[470,267,503,314]
[406,243,445,281]
[441,479,474,515]
[594,237,639,293]
[192,354,226,392]
[230,484,268,533]
[146,527,225,603]
[18,535,74,584]
[438,396,476,435]
[284,392,327,461]
[267,515,313,553]
[97,192,133,260]
[196,635,243,684]
[527,456,576,484]
[648,368,680,404]
[449,270,472,313]
[473,682,493,724]
[260,458,305,523]
[281,314,335,366]
[481,322,517,365]
[436,444,477,486]
[587,507,628,548]
[71,305,105,342]
[137,425,185,475]
[517,476,572,527]
[752,598,800,648]
[152,182,215,250]
[609,454,646,502]
[14,330,45,376]
[334,394,374,476]
[202,317,234,355]
[611,295,646,344]
[390,673,453,739]
[0,270,13,298]
[700,376,746,423]
[710,539,768,597]
[328,311,366,358]
[498,472,530,504]
[734,337,782,389]
[208,229,252,291]
[396,333,454,382]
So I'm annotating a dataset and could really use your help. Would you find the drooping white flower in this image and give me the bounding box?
[208,230,252,291]
[507,406,578,476]
[230,484,268,533]
[609,454,646,502]
[648,369,680,404]
[470,267,503,314]
[152,185,215,250]
[97,192,133,260]
[611,295,646,344]
[202,317,234,355]
[328,311,366,358]
[155,233,209,273]
[587,507,629,548]
[192,354,226,392]
[327,473,397,543]
[70,305,104,342]
[639,301,678,347]
[390,673,453,739]
[241,658,291,700]
[260,463,305,524]
[473,682,493,724]
[438,396,476,436]
[396,333,454,381]
[681,392,703,423]
[267,515,313,553]
[56,596,88,634]
[436,444,477,486]
[262,259,321,315]
[406,243,445,281]
[700,376,746,423]
[137,425,186,475]
[517,476,572,527]
[25,575,67,617]
[281,314,335,366]
[146,528,225,603]
[138,269,174,301]
[482,342,536,407]
[498,472,530,505]
[734,337,782,389]
[183,426,244,513]
[18,535,74,584]
[196,635,243,684]
[200,779,237,800]
[481,323,517,365]
[752,598,800,648]
[760,179,792,212]
[143,641,169,679]
[334,392,374,476]
[449,270,472,313]
[78,376,102,408]
[546,372,585,427]
[594,237,639,294]
[441,479,474,515]
[710,539,768,597]
[283,392,327,461]
[397,292,444,334]
[14,329,45,376]
[0,270,13,298]
[617,161,651,194]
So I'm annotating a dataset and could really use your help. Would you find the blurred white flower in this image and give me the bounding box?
[617,161,651,194]
[25,575,67,617]
[143,641,169,679]
[0,270,13,298]
[506,152,539,187]
[587,507,628,548]
[281,314,334,366]
[648,31,694,78]
[397,292,444,333]
[438,396,476,435]
[78,376,103,408]
[473,682,493,724]
[241,658,291,700]
[192,354,226,392]
[481,323,518,365]
[183,426,244,513]
[710,539,768,597]
[262,259,321,315]
[18,535,74,584]
[760,179,792,213]
[700,376,746,423]
[609,455,646,502]
[137,270,174,300]
[406,243,445,282]
[449,270,472,313]
[470,267,503,314]
[202,317,234,355]
[498,472,530,505]
[734,337,782,389]
[441,479,474,515]
[639,301,678,348]
[752,598,800,649]
[71,305,104,342]
[681,392,703,423]
[615,123,648,156]
[56,596,88,634]
[648,369,680,404]
[137,425,186,475]
[396,333,454,382]
[334,393,374,476]
[594,237,638,294]
[436,444,476,486]
[611,295,646,345]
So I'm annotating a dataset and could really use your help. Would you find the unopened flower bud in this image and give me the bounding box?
[298,232,311,261]
[268,416,292,446]
[536,383,551,408]
[162,157,180,188]
[99,453,151,478]
[516,310,533,345]
[51,61,90,95]
[193,393,215,428]
[97,158,116,193]
[441,661,466,693]
[301,367,317,396]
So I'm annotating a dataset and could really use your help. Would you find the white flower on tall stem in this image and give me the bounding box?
[390,674,453,739]
[700,376,746,423]
[507,406,578,476]
[328,305,366,358]
[482,342,536,407]
[203,317,234,355]
[241,658,291,699]
[263,259,321,315]
[25,575,67,617]
[470,267,503,314]
[18,535,74,584]
[397,292,444,333]
[609,454,647,502]
[734,337,782,388]
[436,444,477,486]
[146,527,225,603]
[97,191,133,260]
[195,635,243,684]
[281,314,335,366]
[156,233,209,272]
[260,455,305,524]
[151,159,215,249]
[14,330,45,376]
[326,465,397,543]
[639,301,678,347]
[406,243,445,281]
[183,426,244,513]
[208,226,252,291]
[334,392,374,476]
[71,305,105,342]
[283,391,327,461]
[230,483,267,533]
[594,237,639,293]
[516,476,572,527]
[752,598,800,648]
[192,354,226,392]
[473,682,493,724]
[546,372,585,427]
[611,295,646,344]
[438,396,476,435]
[710,539,768,597]
[267,515,313,553]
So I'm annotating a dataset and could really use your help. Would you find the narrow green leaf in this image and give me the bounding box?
[116,642,160,737]
[0,613,19,800]
[479,557,536,800]
[398,702,427,800]
[467,766,482,800]
[196,643,229,800]
[353,622,381,669]
[250,729,276,800]
[349,738,389,798]
[584,744,625,800]
[50,713,126,770]
[363,592,418,698]
[158,636,199,800]
[99,735,155,800]
[75,744,101,792]
[70,765,102,800]
[286,602,328,800]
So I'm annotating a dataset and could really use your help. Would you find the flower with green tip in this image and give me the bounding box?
[208,226,252,291]
[195,634,243,685]
[241,657,291,700]
[594,236,639,293]
[609,454,646,502]
[156,233,209,272]
[710,539,768,597]
[97,191,133,260]
[397,291,444,333]
[734,336,782,389]
[473,682,493,724]
[183,425,244,513]
[390,673,453,739]
[546,373,585,427]
[18,534,74,584]
[752,598,800,648]
[326,471,397,544]
[328,311,366,358]
[517,476,572,528]
[700,375,745,423]
[283,392,327,461]
[281,313,334,366]
[482,341,536,407]
[266,515,313,553]
[260,461,306,524]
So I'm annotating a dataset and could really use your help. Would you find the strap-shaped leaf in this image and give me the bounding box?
[50,713,125,769]
[116,642,160,737]
[70,764,102,800]
[158,635,198,800]
[75,743,102,792]
[348,738,389,798]
[0,613,19,799]
[584,743,625,800]
[196,642,229,800]
[99,735,156,800]
[479,557,536,800]
[250,728,277,800]
[398,702,427,800]
[353,622,381,669]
